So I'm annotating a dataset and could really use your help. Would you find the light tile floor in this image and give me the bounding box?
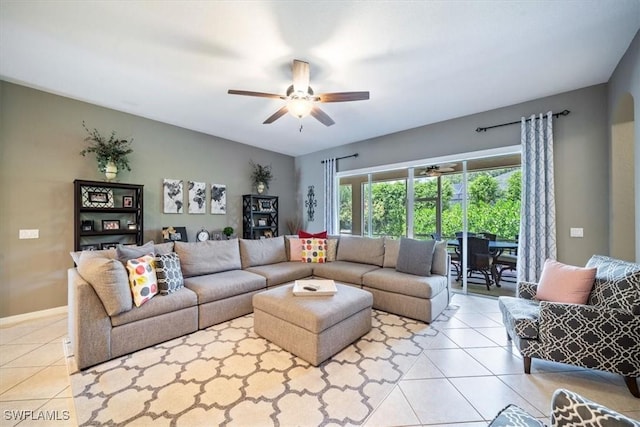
[0,293,638,426]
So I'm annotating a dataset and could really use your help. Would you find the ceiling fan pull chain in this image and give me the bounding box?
[299,118,304,133]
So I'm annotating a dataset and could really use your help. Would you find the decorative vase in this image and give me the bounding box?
[105,160,118,181]
[256,182,266,194]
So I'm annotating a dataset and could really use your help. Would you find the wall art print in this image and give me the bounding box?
[211,183,226,214]
[188,181,206,214]
[163,179,184,214]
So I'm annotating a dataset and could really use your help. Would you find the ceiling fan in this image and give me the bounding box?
[228,59,370,129]
[420,163,457,177]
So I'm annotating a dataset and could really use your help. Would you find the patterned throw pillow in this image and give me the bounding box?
[301,238,327,263]
[126,255,158,307]
[155,252,184,295]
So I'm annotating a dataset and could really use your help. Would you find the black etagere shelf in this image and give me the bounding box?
[73,179,144,251]
[242,194,278,239]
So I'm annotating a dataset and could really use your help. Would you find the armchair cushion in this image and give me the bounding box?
[499,296,540,340]
[536,259,596,305]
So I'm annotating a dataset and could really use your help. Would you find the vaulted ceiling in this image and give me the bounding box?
[1,1,638,156]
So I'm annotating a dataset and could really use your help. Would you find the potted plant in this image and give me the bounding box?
[249,160,273,194]
[223,226,234,239]
[80,121,133,180]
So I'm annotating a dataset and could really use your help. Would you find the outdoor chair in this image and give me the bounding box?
[456,236,495,290]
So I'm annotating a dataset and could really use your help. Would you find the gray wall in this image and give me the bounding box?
[0,82,296,317]
[608,30,639,262]
[295,84,612,269]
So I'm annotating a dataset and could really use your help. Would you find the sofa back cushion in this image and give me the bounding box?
[586,255,640,314]
[239,236,287,268]
[337,235,385,266]
[77,253,132,316]
[175,239,241,277]
[431,240,448,276]
[383,237,400,268]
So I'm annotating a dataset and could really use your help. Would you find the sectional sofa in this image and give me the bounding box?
[68,235,451,369]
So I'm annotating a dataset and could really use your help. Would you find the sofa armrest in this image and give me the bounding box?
[551,388,639,426]
[538,301,640,375]
[68,268,112,370]
[517,282,538,300]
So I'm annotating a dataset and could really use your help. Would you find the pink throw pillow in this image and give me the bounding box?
[535,259,596,305]
[289,238,303,262]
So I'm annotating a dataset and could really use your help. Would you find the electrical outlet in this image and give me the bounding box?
[570,227,584,238]
[19,229,39,239]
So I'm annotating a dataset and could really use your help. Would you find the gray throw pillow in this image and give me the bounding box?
[116,241,155,264]
[396,237,436,276]
[155,252,184,295]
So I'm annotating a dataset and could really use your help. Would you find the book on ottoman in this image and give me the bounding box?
[293,279,337,296]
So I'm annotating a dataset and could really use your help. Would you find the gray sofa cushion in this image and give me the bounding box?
[183,270,266,304]
[337,235,385,267]
[431,240,448,276]
[76,254,132,316]
[246,262,313,287]
[175,239,241,277]
[110,287,198,327]
[312,261,380,285]
[363,268,447,299]
[116,240,155,264]
[396,237,435,276]
[383,237,400,268]
[239,236,287,268]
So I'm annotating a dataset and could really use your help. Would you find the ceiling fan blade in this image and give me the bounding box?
[316,91,370,102]
[292,60,310,93]
[310,106,335,127]
[228,90,285,99]
[263,106,289,124]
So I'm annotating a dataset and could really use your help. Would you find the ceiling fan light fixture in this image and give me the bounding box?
[287,93,313,119]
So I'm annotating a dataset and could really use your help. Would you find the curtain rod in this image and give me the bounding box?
[475,109,570,133]
[321,153,359,164]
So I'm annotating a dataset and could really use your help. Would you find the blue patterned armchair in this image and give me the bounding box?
[489,388,639,426]
[498,255,640,398]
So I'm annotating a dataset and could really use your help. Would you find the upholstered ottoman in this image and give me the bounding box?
[253,283,373,366]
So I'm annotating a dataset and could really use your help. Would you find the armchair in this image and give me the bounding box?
[498,255,640,398]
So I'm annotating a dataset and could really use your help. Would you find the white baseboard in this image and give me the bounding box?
[0,306,68,327]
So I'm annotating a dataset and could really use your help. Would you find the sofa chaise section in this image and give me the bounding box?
[68,267,198,370]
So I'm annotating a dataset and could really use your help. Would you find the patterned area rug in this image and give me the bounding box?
[68,309,447,426]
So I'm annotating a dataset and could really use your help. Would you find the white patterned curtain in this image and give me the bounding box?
[323,158,338,234]
[518,111,557,282]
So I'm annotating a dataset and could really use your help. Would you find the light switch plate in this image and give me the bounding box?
[570,227,584,238]
[19,229,39,239]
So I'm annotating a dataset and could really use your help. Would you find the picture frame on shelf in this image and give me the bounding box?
[162,226,188,242]
[259,200,272,210]
[212,231,223,240]
[258,219,267,227]
[81,220,94,231]
[127,223,137,230]
[80,244,100,251]
[81,186,114,208]
[101,242,119,250]
[123,196,134,208]
[102,219,120,230]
